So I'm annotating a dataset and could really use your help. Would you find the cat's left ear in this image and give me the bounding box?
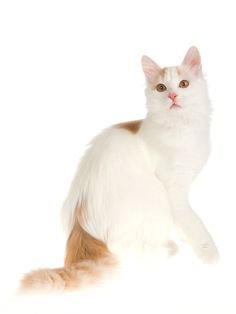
[182,46,202,75]
[141,55,162,86]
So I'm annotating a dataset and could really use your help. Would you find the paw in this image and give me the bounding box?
[194,242,220,264]
[163,240,179,257]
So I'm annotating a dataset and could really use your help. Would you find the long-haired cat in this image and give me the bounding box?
[21,47,219,291]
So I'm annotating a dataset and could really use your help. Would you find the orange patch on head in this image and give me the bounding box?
[159,67,167,78]
[115,120,143,134]
[176,67,181,76]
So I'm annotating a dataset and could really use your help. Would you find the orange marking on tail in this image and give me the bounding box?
[21,204,115,292]
[65,214,109,267]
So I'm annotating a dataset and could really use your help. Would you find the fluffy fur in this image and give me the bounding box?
[21,47,219,292]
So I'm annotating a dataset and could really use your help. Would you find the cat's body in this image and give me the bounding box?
[21,47,219,291]
[64,121,173,255]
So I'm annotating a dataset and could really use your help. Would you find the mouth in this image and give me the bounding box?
[170,103,182,110]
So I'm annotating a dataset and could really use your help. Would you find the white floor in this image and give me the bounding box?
[1,242,235,314]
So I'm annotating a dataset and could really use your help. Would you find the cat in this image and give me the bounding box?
[21,46,219,292]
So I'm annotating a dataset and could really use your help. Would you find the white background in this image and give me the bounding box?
[0,0,236,313]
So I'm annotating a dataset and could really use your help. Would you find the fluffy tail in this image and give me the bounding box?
[21,217,116,292]
[21,255,116,292]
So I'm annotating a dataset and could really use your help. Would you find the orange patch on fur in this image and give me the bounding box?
[65,217,109,267]
[160,67,167,77]
[21,256,116,291]
[116,120,143,134]
[176,67,181,75]
[21,204,116,292]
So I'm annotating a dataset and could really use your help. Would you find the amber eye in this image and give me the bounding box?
[156,83,167,92]
[179,80,189,88]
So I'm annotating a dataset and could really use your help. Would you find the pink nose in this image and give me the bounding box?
[168,92,177,101]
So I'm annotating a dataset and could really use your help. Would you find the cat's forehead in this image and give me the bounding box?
[160,66,181,81]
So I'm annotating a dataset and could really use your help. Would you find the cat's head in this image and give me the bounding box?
[142,47,211,126]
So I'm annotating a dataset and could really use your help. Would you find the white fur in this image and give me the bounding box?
[62,47,219,263]
[63,127,173,255]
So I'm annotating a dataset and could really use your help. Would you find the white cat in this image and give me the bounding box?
[22,47,219,291]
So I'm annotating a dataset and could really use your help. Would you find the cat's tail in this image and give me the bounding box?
[21,255,116,292]
[21,218,117,292]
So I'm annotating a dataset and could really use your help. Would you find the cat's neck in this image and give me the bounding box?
[144,107,210,131]
[139,112,210,140]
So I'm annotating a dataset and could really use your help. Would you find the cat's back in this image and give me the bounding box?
[73,120,171,248]
[84,119,146,166]
[62,119,151,233]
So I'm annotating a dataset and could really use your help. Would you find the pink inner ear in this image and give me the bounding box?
[142,55,161,86]
[182,46,202,74]
[190,58,199,66]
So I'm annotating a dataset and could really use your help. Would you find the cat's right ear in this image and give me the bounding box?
[141,56,162,86]
[182,46,202,75]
